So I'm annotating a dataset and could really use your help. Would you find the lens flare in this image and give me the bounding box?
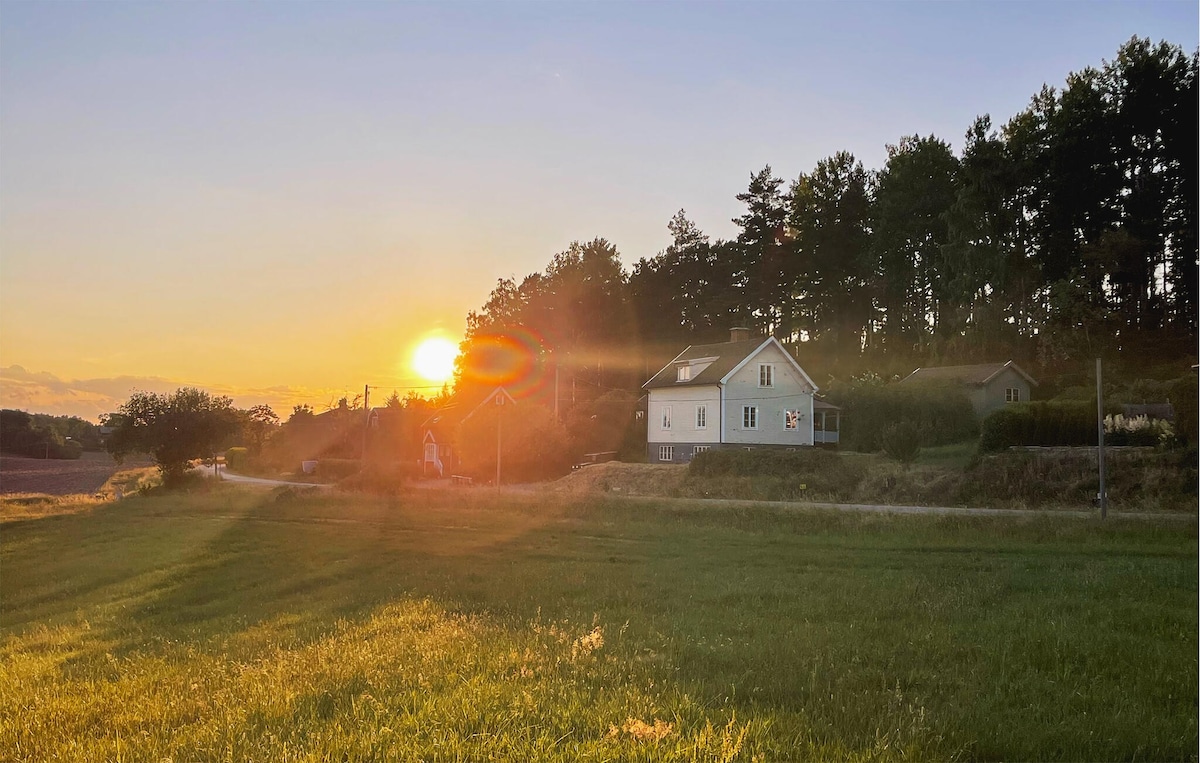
[412,338,459,382]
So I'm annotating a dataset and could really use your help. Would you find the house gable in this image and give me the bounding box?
[720,337,818,393]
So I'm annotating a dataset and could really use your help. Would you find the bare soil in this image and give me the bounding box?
[0,451,152,496]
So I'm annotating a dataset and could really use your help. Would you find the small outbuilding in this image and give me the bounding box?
[898,360,1037,419]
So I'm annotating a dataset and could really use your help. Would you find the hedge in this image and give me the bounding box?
[828,383,978,452]
[980,401,1110,451]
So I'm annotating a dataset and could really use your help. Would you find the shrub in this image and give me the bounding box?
[828,383,977,452]
[225,447,250,472]
[1104,415,1172,447]
[315,458,362,480]
[1168,376,1198,446]
[979,400,1115,451]
[878,422,921,463]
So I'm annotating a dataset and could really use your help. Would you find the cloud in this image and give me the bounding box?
[0,366,353,421]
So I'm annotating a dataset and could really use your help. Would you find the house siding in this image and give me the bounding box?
[723,342,815,447]
[646,386,721,462]
[974,368,1032,418]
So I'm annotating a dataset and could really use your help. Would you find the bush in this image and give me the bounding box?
[828,383,977,452]
[225,447,250,472]
[315,458,362,480]
[1168,376,1198,446]
[1104,415,1172,447]
[878,422,921,463]
[979,401,1111,451]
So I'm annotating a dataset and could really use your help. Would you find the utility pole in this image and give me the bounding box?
[1096,358,1107,519]
[361,384,370,462]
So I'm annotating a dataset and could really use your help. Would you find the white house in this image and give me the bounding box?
[642,328,837,463]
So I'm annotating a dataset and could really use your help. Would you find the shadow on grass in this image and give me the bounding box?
[5,486,1196,760]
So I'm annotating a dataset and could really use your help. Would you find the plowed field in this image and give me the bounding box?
[0,451,151,495]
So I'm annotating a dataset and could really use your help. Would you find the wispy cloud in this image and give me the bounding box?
[0,366,355,421]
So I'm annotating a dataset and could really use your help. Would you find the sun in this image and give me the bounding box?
[412,337,459,383]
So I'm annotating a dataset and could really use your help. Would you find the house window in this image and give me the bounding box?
[785,409,800,430]
[659,445,674,462]
[695,405,707,429]
[1005,388,1020,403]
[424,443,436,461]
[742,406,758,429]
[677,365,691,381]
[661,406,672,429]
[693,445,710,455]
[759,364,774,387]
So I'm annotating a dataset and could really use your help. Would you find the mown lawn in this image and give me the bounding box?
[1,486,1196,761]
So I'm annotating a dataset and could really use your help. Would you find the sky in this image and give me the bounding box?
[1,0,1196,420]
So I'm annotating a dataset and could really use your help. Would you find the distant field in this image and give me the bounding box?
[1,487,1195,761]
[0,451,152,496]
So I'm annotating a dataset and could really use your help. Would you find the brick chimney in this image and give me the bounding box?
[729,327,752,342]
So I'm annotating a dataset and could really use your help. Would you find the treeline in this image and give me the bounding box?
[0,409,93,459]
[458,37,1197,399]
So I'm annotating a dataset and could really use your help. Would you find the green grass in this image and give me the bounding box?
[912,441,978,470]
[2,486,1196,761]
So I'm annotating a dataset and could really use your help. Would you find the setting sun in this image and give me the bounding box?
[412,337,459,383]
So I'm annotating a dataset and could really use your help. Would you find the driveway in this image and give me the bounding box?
[194,464,331,489]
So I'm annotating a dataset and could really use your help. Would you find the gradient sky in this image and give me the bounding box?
[1,1,1196,419]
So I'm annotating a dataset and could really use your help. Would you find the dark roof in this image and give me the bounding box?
[642,338,767,390]
[813,399,841,411]
[1122,403,1175,421]
[898,361,1037,387]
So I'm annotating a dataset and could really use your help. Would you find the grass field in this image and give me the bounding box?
[2,486,1196,761]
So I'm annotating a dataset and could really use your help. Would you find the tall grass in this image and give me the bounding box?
[2,487,1195,761]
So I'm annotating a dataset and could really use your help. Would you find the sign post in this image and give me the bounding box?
[1096,358,1107,520]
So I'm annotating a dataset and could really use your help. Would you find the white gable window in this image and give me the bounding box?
[677,365,691,382]
[785,410,800,430]
[661,406,672,429]
[659,445,674,462]
[742,406,758,429]
[1005,388,1020,402]
[759,364,774,387]
[695,405,707,429]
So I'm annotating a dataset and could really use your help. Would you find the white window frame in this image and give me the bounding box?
[759,363,774,387]
[785,409,799,430]
[677,365,691,382]
[1005,387,1020,403]
[692,445,710,456]
[742,405,758,429]
[659,445,674,462]
[661,406,672,430]
[695,404,707,429]
[424,443,437,461]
